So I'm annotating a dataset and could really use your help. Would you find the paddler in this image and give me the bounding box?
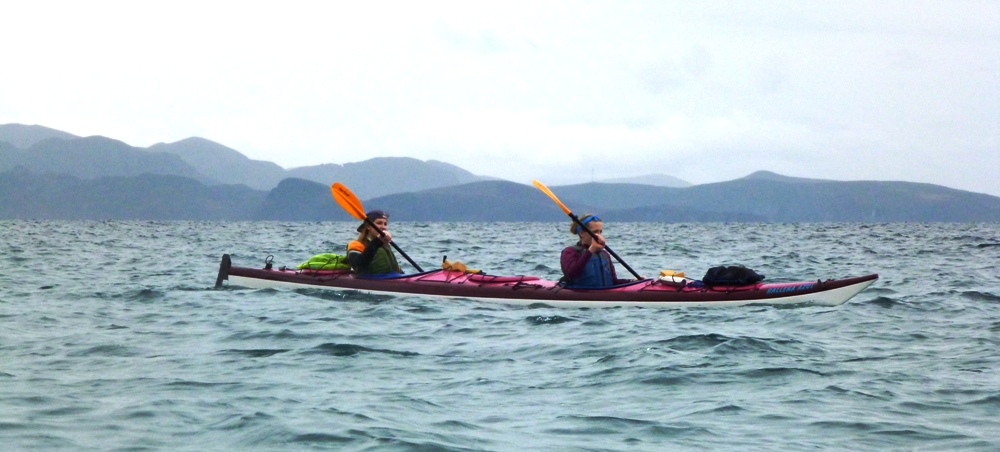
[560,214,633,288]
[347,210,402,275]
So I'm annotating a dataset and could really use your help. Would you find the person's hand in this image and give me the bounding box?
[587,233,605,253]
[379,230,393,243]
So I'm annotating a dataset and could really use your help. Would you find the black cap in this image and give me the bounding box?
[357,210,389,232]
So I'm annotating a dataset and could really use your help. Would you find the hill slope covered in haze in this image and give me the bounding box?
[2,123,998,222]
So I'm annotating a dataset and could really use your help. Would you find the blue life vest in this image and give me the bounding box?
[568,247,614,288]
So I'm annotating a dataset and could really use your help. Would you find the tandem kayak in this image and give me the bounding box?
[215,254,878,308]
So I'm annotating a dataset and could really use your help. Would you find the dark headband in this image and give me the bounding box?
[574,215,601,234]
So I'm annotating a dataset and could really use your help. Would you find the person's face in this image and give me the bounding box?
[369,218,388,234]
[579,221,603,244]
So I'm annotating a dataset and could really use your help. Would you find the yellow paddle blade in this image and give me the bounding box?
[532,179,571,215]
[330,182,367,220]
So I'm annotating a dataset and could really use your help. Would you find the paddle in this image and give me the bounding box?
[330,182,424,272]
[532,179,643,280]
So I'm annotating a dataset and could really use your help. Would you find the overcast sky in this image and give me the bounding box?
[2,1,998,195]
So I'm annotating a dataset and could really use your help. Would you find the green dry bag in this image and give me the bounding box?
[296,253,351,270]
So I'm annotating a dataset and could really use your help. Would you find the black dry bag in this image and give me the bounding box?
[702,265,765,286]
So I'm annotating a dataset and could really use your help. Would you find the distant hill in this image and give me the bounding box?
[0,123,79,148]
[148,137,287,190]
[4,166,999,221]
[598,173,692,187]
[362,180,596,222]
[0,141,19,154]
[602,204,766,222]
[0,169,264,220]
[0,135,212,183]
[554,177,1000,222]
[741,170,828,184]
[254,178,353,221]
[286,157,492,199]
[695,178,1000,222]
[550,183,683,211]
[425,160,498,184]
[3,123,998,222]
[0,124,497,193]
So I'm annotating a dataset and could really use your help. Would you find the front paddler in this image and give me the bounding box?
[560,213,634,288]
[347,209,402,275]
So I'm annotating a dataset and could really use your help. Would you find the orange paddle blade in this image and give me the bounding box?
[532,180,572,215]
[331,182,367,220]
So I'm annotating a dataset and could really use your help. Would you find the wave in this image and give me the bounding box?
[558,414,659,429]
[304,343,419,357]
[965,394,1000,406]
[817,385,894,400]
[897,401,964,413]
[292,288,394,303]
[207,411,275,431]
[656,333,732,351]
[809,420,878,432]
[68,344,141,357]
[868,427,973,442]
[961,291,1000,302]
[219,349,290,358]
[646,424,715,438]
[165,380,241,388]
[35,406,94,417]
[0,421,30,431]
[330,437,484,452]
[843,355,891,363]
[129,288,165,302]
[289,432,354,444]
[737,367,824,378]
[640,375,693,386]
[224,329,321,341]
[688,404,745,416]
[526,315,575,325]
[863,296,905,308]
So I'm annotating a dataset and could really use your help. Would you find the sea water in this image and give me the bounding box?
[1,221,998,451]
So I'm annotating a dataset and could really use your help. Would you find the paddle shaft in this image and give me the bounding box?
[362,217,424,273]
[569,212,642,280]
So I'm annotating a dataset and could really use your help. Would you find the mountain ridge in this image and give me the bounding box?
[1,123,500,194]
[2,123,997,222]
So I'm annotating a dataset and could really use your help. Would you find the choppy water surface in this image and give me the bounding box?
[1,221,999,451]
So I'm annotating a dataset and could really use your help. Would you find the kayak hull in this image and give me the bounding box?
[217,255,878,308]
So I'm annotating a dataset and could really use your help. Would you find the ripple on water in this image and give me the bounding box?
[126,288,166,302]
[219,349,290,358]
[960,291,1000,302]
[713,336,800,357]
[656,333,732,351]
[526,315,575,325]
[737,367,824,379]
[863,296,905,309]
[68,344,141,357]
[224,329,320,341]
[289,432,354,444]
[303,343,420,357]
[965,394,1000,407]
